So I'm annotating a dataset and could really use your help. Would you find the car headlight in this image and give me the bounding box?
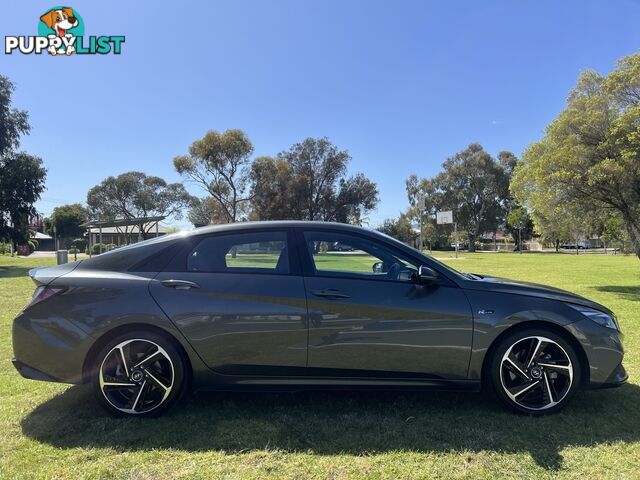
[568,304,619,331]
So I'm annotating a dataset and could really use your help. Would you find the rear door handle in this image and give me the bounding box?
[311,289,351,299]
[161,279,200,290]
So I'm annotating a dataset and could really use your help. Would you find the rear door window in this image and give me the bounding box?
[187,231,290,274]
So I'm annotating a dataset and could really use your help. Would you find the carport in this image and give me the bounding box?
[81,216,166,257]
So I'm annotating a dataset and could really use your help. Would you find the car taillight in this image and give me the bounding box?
[27,286,64,308]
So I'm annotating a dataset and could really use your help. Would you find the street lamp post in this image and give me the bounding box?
[417,195,425,253]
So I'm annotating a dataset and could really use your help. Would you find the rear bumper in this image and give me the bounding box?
[12,310,92,385]
[12,358,62,383]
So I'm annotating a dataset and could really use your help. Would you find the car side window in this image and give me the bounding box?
[302,231,418,282]
[187,231,289,274]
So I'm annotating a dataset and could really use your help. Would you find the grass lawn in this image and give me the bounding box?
[1,252,639,479]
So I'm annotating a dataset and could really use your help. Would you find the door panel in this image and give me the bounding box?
[149,230,308,374]
[299,229,473,380]
[305,277,473,379]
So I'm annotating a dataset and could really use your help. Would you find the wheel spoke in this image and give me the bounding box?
[542,371,555,405]
[526,338,543,368]
[508,380,540,398]
[504,357,530,380]
[143,367,170,391]
[102,381,137,388]
[132,349,161,369]
[131,380,147,412]
[538,362,570,371]
[118,346,130,378]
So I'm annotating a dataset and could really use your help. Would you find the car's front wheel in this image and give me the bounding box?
[490,328,581,415]
[93,330,188,417]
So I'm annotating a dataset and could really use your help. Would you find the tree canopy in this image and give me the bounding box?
[250,137,379,224]
[406,143,510,251]
[86,172,192,237]
[174,129,253,223]
[47,203,89,241]
[0,76,46,247]
[511,53,640,259]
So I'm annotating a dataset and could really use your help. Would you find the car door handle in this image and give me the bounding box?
[161,279,200,290]
[311,289,351,299]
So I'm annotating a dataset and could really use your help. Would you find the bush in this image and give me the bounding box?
[70,238,87,252]
[90,243,107,254]
[89,243,117,254]
[27,240,37,253]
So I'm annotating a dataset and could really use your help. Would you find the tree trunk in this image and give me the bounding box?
[622,215,640,260]
[555,239,560,252]
[468,233,476,253]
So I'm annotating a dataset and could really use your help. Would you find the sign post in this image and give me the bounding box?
[436,210,457,258]
[417,195,425,253]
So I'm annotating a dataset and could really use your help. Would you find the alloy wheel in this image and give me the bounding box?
[99,338,175,415]
[500,335,573,411]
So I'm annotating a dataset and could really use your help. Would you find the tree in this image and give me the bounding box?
[0,152,47,246]
[188,197,213,227]
[601,216,625,253]
[249,156,294,220]
[406,144,510,252]
[250,137,379,223]
[0,77,46,252]
[187,197,229,227]
[0,76,30,157]
[507,206,533,252]
[174,129,253,223]
[86,172,192,238]
[511,53,640,260]
[378,213,418,246]
[47,203,89,246]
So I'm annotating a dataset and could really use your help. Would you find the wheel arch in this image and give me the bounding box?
[480,320,590,388]
[81,323,194,385]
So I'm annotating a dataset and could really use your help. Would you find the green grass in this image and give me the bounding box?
[1,252,639,479]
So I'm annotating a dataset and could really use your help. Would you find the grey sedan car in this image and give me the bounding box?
[12,221,626,416]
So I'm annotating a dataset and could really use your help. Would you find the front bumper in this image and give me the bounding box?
[589,362,628,389]
[565,319,626,388]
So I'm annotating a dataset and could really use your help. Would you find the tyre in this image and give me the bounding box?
[489,328,581,415]
[93,330,188,417]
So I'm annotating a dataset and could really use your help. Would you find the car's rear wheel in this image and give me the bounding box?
[93,330,187,417]
[490,328,581,415]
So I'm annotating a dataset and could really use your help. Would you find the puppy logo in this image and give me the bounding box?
[5,6,124,56]
[38,6,82,55]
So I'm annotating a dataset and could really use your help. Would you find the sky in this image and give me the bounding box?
[4,0,640,228]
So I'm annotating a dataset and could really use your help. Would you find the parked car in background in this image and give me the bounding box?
[560,241,590,249]
[13,221,626,417]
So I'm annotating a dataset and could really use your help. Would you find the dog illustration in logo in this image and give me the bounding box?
[39,7,78,55]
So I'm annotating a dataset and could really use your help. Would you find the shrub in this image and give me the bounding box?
[70,238,87,252]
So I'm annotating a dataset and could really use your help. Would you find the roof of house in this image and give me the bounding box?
[31,231,52,240]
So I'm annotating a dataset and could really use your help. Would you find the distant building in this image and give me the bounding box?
[87,222,170,246]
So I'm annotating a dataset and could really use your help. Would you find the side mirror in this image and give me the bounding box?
[417,265,438,282]
[372,261,386,273]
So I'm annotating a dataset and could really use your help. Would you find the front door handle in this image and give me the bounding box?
[161,279,200,290]
[311,289,351,299]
